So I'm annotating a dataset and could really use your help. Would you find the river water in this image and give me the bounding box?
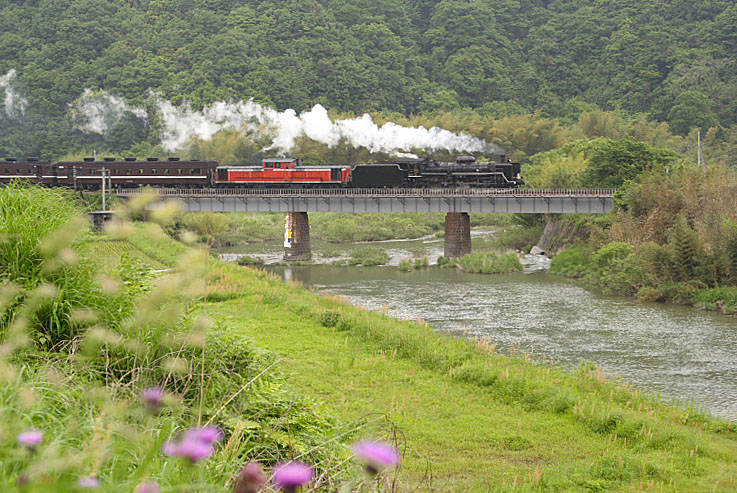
[266,265,737,419]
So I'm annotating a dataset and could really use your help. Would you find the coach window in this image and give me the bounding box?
[139,169,145,174]
[165,169,171,175]
[16,169,21,174]
[152,169,158,174]
[177,169,183,175]
[114,169,120,174]
[126,169,132,175]
[191,168,201,174]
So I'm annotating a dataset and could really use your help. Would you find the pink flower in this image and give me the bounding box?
[142,387,164,412]
[352,441,401,475]
[183,426,223,445]
[234,462,266,493]
[136,481,160,493]
[163,426,223,463]
[17,429,44,449]
[163,438,214,463]
[78,477,100,488]
[274,462,313,491]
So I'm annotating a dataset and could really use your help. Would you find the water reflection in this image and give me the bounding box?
[271,265,737,418]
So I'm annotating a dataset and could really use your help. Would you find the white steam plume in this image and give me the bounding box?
[0,70,28,118]
[71,89,148,134]
[72,90,503,155]
[156,98,498,154]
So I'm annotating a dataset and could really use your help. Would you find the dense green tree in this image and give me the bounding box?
[667,90,719,136]
[584,139,679,188]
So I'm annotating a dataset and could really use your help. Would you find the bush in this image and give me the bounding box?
[550,246,592,277]
[413,257,429,269]
[459,252,522,274]
[237,255,265,266]
[349,246,389,266]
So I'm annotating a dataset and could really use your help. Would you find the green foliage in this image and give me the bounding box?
[459,252,522,274]
[179,212,230,244]
[668,90,719,136]
[723,220,737,284]
[584,139,679,187]
[668,214,703,283]
[0,187,356,491]
[550,246,593,278]
[236,255,265,267]
[348,246,389,266]
[2,1,737,161]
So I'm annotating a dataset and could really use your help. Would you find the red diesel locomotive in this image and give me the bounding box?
[214,158,351,186]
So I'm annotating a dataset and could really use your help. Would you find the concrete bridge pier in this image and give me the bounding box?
[444,212,472,259]
[284,211,311,261]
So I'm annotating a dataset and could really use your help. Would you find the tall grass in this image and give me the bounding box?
[0,185,362,491]
[459,252,523,274]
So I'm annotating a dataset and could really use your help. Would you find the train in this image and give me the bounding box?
[0,155,523,189]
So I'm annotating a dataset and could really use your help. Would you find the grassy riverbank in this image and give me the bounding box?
[5,184,737,491]
[127,225,737,491]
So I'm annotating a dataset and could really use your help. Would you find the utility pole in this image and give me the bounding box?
[101,167,107,211]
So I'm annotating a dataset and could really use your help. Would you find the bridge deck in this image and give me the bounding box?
[117,188,615,214]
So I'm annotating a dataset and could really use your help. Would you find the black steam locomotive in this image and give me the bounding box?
[0,155,523,189]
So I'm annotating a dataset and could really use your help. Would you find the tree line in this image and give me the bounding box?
[0,0,736,161]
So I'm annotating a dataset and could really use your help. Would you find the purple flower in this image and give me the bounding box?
[234,462,266,493]
[163,438,214,463]
[162,426,223,464]
[352,441,401,475]
[78,477,100,488]
[183,426,223,445]
[142,387,164,412]
[17,429,44,449]
[274,462,313,491]
[136,481,160,493]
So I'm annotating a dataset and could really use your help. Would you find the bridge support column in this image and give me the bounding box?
[284,212,311,261]
[444,212,471,259]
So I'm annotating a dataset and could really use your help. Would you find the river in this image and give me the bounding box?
[265,265,737,419]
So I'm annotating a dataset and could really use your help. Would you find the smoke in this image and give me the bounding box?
[73,90,504,155]
[71,89,148,134]
[156,99,498,154]
[0,70,28,118]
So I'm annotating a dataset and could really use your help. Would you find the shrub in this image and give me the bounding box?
[459,252,522,274]
[549,246,592,277]
[237,256,265,266]
[413,257,429,269]
[349,246,389,266]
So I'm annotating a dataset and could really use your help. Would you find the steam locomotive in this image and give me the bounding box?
[0,155,523,189]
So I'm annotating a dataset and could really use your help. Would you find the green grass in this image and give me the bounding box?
[0,186,360,492]
[459,251,523,274]
[153,244,737,491]
[348,246,390,266]
[9,184,737,491]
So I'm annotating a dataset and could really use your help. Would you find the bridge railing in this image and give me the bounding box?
[115,187,617,198]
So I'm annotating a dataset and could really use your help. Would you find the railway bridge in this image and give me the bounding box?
[116,187,615,261]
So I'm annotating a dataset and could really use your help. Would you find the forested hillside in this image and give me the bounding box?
[1,0,736,159]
